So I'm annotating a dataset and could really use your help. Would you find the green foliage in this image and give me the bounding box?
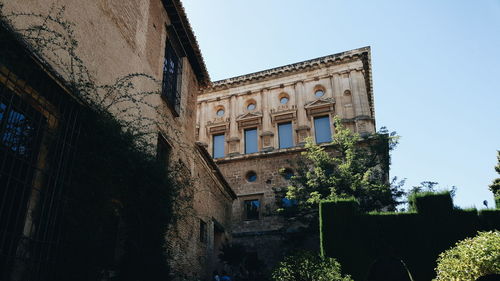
[271,251,353,281]
[0,5,183,280]
[284,116,404,214]
[489,151,500,207]
[320,194,500,281]
[60,107,178,280]
[435,231,500,281]
[218,243,267,281]
[408,191,453,213]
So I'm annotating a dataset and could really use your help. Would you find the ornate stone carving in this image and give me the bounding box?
[304,98,335,117]
[236,111,263,129]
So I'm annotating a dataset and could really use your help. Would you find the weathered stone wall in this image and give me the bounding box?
[197,48,377,271]
[197,49,375,157]
[2,1,234,280]
[168,145,235,280]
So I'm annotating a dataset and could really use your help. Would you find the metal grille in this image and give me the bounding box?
[0,25,81,281]
[162,40,183,116]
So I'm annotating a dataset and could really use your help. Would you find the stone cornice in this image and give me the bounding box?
[204,46,371,92]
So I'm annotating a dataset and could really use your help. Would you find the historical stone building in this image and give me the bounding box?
[0,0,234,280]
[197,47,376,266]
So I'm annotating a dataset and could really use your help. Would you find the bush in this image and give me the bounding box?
[435,231,500,280]
[271,251,353,281]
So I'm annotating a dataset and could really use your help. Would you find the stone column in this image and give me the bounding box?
[295,81,309,144]
[227,94,240,155]
[261,89,273,151]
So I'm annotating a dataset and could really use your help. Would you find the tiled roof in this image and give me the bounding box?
[162,0,210,86]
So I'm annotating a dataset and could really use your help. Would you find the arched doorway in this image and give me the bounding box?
[366,257,414,281]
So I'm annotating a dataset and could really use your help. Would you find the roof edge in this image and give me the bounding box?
[206,46,371,91]
[162,0,210,86]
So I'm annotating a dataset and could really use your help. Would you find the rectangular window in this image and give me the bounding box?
[162,40,183,116]
[199,219,207,243]
[244,128,258,154]
[244,199,260,220]
[278,122,293,149]
[157,134,171,164]
[212,134,225,159]
[314,116,332,144]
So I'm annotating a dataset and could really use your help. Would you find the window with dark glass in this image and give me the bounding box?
[213,134,225,159]
[157,134,172,164]
[314,116,332,144]
[246,171,257,182]
[244,199,260,220]
[244,128,258,154]
[162,40,183,116]
[278,122,293,149]
[199,219,207,243]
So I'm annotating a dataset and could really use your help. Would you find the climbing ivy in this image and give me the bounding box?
[0,2,198,280]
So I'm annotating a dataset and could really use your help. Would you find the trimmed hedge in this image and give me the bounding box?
[320,192,500,281]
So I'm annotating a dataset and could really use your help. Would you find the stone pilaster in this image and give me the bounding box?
[294,81,309,144]
[261,89,274,151]
[198,101,208,145]
[227,94,240,155]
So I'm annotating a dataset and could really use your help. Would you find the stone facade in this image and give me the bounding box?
[1,0,234,280]
[197,47,377,267]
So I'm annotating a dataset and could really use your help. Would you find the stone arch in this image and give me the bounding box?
[214,104,225,116]
[245,98,257,111]
[366,256,414,281]
[278,92,290,104]
[313,84,326,97]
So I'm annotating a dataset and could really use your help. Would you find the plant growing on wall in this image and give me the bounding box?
[0,3,198,280]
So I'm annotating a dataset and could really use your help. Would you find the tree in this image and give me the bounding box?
[435,231,500,281]
[280,116,404,216]
[489,151,500,207]
[272,251,353,281]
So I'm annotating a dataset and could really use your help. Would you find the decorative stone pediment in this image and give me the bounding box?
[236,111,262,128]
[207,123,229,135]
[270,108,297,124]
[304,98,335,116]
[207,116,229,126]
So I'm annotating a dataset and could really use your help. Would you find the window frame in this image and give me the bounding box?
[243,198,261,221]
[244,127,258,154]
[278,122,293,149]
[157,133,172,165]
[161,26,185,117]
[212,133,225,159]
[313,115,333,144]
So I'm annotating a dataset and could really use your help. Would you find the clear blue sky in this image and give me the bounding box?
[183,0,500,209]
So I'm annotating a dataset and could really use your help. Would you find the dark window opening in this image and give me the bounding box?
[199,219,207,243]
[157,134,172,165]
[246,171,257,182]
[282,168,294,180]
[314,116,332,144]
[162,40,183,116]
[278,122,293,149]
[244,128,258,154]
[244,199,260,220]
[213,134,225,159]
